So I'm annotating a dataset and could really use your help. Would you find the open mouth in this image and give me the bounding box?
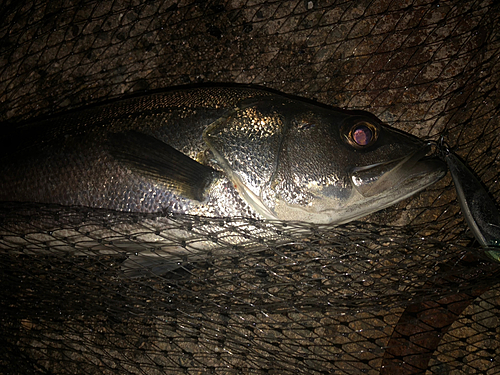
[350,143,446,198]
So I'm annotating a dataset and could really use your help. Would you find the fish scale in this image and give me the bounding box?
[0,85,447,276]
[1,85,445,225]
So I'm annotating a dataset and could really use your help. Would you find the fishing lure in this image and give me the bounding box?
[439,140,500,262]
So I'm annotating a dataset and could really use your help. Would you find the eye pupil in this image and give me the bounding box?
[352,125,373,146]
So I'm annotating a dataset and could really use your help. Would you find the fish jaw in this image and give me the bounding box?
[341,154,446,224]
[334,143,446,224]
[349,143,444,198]
[257,144,446,225]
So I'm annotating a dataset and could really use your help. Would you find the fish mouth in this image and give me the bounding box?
[350,143,446,198]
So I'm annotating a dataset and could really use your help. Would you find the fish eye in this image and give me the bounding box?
[347,121,378,148]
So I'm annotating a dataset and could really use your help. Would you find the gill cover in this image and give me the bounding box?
[204,96,357,221]
[204,97,286,219]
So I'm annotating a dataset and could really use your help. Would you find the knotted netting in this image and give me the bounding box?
[0,0,499,374]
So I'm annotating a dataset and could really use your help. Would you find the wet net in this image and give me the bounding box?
[1,0,499,374]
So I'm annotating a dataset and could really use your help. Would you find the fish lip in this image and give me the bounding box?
[350,142,446,198]
[351,142,432,173]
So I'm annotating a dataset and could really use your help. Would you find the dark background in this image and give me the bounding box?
[0,1,499,374]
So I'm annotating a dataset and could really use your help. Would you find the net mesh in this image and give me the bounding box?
[1,0,499,374]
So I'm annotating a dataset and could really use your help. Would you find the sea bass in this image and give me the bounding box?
[0,85,447,276]
[0,85,445,225]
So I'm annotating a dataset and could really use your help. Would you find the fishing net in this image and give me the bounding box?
[1,0,499,374]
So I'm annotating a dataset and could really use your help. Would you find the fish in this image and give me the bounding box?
[0,85,447,276]
[439,142,500,261]
[0,85,446,223]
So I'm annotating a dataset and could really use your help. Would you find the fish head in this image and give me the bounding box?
[204,96,446,224]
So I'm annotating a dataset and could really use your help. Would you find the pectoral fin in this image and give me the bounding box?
[107,131,218,201]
